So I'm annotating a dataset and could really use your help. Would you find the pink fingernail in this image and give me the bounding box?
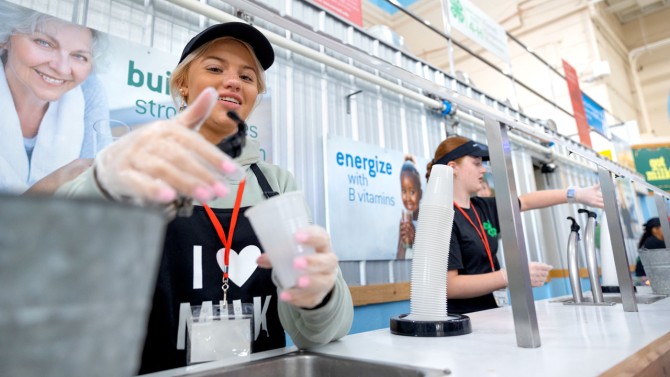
[212,182,229,197]
[294,231,309,243]
[280,292,292,301]
[221,160,237,173]
[293,257,307,270]
[194,186,214,202]
[298,276,310,288]
[157,187,177,202]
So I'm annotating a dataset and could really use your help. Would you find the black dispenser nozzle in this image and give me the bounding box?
[567,216,580,232]
[578,208,597,219]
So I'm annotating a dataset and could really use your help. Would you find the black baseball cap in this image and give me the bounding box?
[178,22,275,70]
[644,217,661,230]
[433,140,490,165]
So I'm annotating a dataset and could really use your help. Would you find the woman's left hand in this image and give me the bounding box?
[256,225,338,309]
[575,184,604,208]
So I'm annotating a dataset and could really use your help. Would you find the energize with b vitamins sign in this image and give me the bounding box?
[326,136,403,260]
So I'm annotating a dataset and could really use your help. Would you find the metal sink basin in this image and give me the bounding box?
[181,351,450,377]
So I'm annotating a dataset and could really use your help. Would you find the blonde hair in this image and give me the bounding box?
[169,36,266,108]
[425,136,471,180]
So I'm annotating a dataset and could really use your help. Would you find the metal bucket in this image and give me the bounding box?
[638,248,670,295]
[0,194,166,377]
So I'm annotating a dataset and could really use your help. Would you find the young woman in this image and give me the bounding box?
[59,22,353,374]
[0,3,109,193]
[635,217,666,277]
[427,135,604,314]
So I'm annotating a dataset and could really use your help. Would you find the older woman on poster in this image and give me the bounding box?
[0,3,109,194]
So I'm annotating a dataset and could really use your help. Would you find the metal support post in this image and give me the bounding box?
[597,168,637,312]
[484,118,541,348]
[71,0,89,25]
[654,195,670,242]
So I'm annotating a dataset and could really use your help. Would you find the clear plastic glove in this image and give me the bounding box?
[501,262,553,287]
[94,88,243,205]
[575,184,604,208]
[256,225,338,309]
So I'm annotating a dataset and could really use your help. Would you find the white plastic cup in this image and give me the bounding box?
[92,119,131,154]
[244,191,315,289]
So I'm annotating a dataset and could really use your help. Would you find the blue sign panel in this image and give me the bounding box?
[370,0,417,14]
[582,93,607,136]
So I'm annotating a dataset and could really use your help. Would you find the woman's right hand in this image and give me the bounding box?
[501,262,553,287]
[94,88,242,205]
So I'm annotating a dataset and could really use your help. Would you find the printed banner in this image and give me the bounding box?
[446,0,510,62]
[563,59,592,148]
[326,136,428,260]
[582,93,607,137]
[632,144,670,192]
[311,0,363,26]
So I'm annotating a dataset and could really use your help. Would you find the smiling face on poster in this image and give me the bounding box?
[326,136,428,261]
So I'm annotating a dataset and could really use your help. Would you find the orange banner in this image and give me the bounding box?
[562,60,592,148]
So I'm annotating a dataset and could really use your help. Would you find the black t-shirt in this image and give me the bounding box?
[448,197,501,314]
[635,236,666,276]
[138,166,284,374]
[643,236,666,250]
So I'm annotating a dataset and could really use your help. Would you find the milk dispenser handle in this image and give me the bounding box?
[567,216,580,233]
[578,209,597,219]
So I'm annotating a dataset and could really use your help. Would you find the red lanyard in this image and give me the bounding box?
[454,201,495,271]
[203,178,246,299]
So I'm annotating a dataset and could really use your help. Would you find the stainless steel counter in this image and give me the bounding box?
[314,295,670,376]
[146,293,670,376]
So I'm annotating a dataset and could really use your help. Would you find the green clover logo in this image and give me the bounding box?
[450,0,465,23]
[483,220,498,237]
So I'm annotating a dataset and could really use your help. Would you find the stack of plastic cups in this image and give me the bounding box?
[406,164,454,321]
[390,164,472,337]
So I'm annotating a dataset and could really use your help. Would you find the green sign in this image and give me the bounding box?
[632,146,670,191]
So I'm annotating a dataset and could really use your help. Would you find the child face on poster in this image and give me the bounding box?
[401,172,422,214]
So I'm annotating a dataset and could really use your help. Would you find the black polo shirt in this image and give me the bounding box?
[448,196,501,314]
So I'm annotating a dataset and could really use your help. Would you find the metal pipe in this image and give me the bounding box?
[627,36,670,135]
[654,195,670,243]
[167,0,443,111]
[454,110,598,172]
[566,217,583,304]
[383,0,575,118]
[485,118,540,348]
[579,209,603,303]
[598,168,637,312]
[167,0,670,202]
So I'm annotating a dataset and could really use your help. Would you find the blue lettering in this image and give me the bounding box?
[368,158,376,177]
[249,125,259,138]
[337,152,345,166]
[127,60,143,87]
[135,99,147,115]
[335,151,392,179]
